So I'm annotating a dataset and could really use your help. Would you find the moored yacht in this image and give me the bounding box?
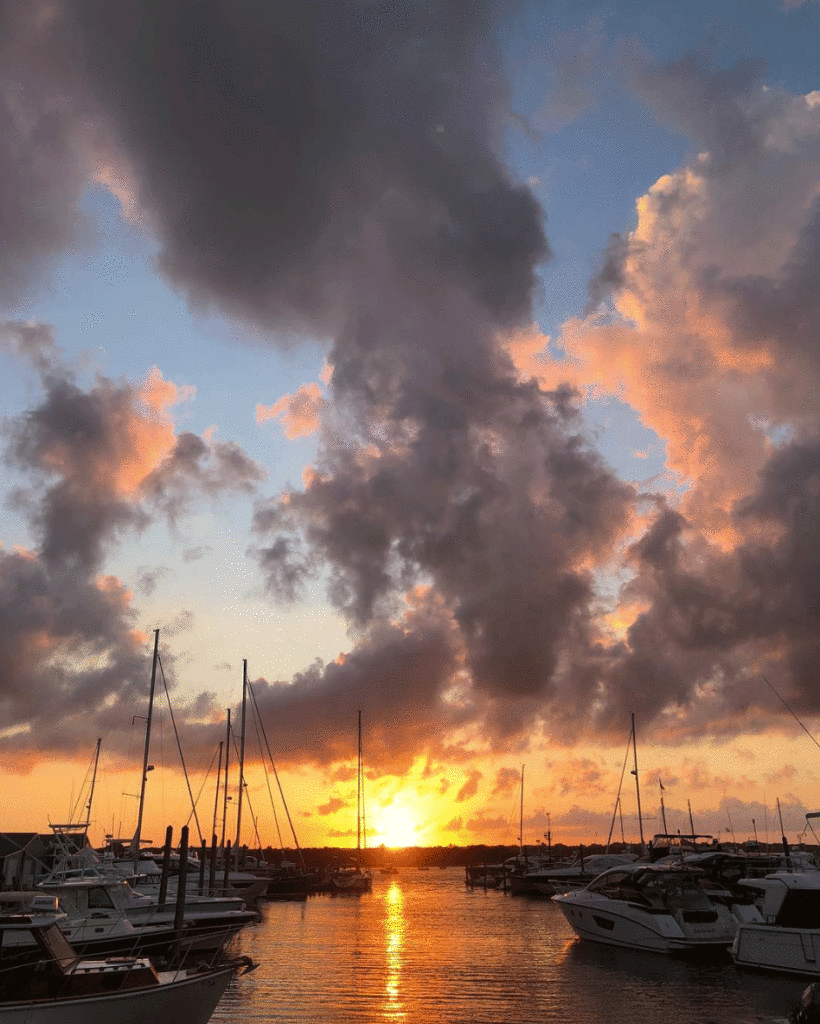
[553,863,738,954]
[731,871,820,976]
[516,853,637,897]
[6,875,255,962]
[0,904,254,1024]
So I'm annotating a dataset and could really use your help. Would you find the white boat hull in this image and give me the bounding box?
[733,924,820,977]
[0,964,235,1024]
[554,892,737,954]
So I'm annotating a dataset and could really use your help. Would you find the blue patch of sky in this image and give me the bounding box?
[501,0,819,491]
[20,185,325,493]
[505,0,820,343]
[1,182,340,694]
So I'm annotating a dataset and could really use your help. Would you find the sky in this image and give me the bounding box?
[2,0,820,855]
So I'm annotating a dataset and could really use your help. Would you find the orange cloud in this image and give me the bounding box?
[537,90,820,543]
[257,381,326,438]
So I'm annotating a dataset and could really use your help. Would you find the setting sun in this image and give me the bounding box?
[374,804,420,848]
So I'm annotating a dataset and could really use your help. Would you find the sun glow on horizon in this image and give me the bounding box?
[374,803,421,848]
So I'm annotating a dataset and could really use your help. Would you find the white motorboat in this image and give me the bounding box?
[553,863,738,954]
[0,876,252,962]
[0,906,255,1024]
[731,871,820,976]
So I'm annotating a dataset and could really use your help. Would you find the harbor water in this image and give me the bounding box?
[213,868,808,1024]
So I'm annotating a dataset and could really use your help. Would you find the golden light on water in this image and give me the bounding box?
[383,881,405,1020]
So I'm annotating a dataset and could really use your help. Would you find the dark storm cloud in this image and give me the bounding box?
[9,374,265,570]
[143,432,266,521]
[537,50,820,745]
[0,544,149,757]
[0,5,96,307]
[587,233,632,309]
[25,0,549,332]
[5,1,643,758]
[551,431,820,738]
[192,617,462,776]
[702,196,820,376]
[254,374,633,724]
[9,375,152,571]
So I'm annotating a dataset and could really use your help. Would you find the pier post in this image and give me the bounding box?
[159,825,173,905]
[209,834,217,895]
[173,825,189,961]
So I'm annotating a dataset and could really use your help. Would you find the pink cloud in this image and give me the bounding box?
[257,381,326,438]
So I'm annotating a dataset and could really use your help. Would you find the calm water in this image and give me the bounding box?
[213,869,807,1024]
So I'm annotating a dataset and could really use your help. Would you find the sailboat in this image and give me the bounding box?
[330,712,372,893]
[0,903,255,1024]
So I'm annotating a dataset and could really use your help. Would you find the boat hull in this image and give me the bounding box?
[1,918,246,964]
[0,964,235,1024]
[553,893,736,955]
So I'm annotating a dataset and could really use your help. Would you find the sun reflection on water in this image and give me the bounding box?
[383,881,406,1019]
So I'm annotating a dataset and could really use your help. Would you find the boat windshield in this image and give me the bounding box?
[586,868,717,912]
[586,870,636,895]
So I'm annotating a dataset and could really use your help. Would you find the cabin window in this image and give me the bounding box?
[88,887,115,909]
[778,891,820,929]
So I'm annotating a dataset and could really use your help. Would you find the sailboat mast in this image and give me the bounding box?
[133,628,160,873]
[220,710,231,852]
[357,710,363,854]
[86,737,102,827]
[356,708,360,851]
[234,660,248,871]
[211,741,223,843]
[631,712,646,848]
[519,764,525,855]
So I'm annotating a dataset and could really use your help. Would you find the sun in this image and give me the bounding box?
[375,804,420,848]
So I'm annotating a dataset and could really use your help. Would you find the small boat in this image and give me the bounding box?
[553,863,738,954]
[0,905,255,1024]
[464,864,505,888]
[330,862,373,893]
